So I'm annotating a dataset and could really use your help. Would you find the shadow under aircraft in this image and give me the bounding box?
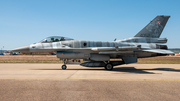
[31,66,180,74]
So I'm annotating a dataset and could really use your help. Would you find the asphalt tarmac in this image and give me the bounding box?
[0,64,180,100]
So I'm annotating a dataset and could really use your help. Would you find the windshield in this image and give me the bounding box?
[40,36,74,43]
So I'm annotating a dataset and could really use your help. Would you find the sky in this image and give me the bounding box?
[0,0,180,50]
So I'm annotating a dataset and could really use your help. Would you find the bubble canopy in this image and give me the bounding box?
[39,36,74,43]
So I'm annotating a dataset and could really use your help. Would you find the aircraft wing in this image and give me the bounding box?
[43,46,139,52]
[51,46,174,55]
[91,46,139,51]
[91,47,174,54]
[142,49,174,54]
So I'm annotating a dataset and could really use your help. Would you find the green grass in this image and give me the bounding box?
[137,59,180,64]
[1,55,180,64]
[0,60,63,63]
[1,59,180,64]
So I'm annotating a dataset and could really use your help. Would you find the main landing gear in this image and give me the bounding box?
[104,62,113,70]
[61,59,67,70]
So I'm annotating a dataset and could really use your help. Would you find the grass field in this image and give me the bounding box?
[0,55,180,64]
[0,55,62,63]
[138,56,180,64]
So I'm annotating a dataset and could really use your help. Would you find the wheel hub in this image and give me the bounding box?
[106,64,112,69]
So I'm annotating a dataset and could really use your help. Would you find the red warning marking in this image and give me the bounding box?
[157,21,161,25]
[61,53,63,55]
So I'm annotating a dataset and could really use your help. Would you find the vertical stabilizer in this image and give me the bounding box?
[134,15,170,38]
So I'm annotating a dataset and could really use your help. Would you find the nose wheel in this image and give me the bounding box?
[62,65,67,70]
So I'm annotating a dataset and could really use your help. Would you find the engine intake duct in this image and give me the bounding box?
[156,45,168,50]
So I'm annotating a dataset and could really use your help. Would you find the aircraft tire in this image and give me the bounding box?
[105,63,113,70]
[62,65,67,70]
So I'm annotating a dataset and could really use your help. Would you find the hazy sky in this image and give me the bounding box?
[0,0,180,50]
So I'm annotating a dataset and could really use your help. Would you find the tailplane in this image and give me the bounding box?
[134,15,170,38]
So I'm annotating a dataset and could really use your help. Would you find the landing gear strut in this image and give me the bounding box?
[62,59,67,70]
[104,62,113,70]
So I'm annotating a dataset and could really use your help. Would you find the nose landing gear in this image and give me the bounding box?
[61,59,67,70]
[62,65,67,70]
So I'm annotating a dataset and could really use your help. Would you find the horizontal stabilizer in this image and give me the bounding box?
[142,49,174,54]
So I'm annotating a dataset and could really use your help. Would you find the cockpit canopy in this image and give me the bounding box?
[40,36,74,43]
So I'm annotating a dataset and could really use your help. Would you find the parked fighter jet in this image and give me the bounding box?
[13,15,173,70]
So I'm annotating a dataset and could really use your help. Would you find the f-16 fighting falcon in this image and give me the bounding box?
[13,15,174,70]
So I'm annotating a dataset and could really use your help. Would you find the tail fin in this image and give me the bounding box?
[134,15,170,38]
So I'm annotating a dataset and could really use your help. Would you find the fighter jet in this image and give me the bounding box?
[13,15,174,70]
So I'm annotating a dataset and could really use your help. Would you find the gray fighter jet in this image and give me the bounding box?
[13,15,173,70]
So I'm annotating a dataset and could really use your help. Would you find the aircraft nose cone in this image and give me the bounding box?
[12,45,30,52]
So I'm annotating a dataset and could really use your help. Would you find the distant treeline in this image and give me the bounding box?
[0,50,6,53]
[0,50,11,53]
[169,48,180,53]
